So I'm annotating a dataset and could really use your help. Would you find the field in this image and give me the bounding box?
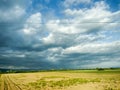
[0,69,120,90]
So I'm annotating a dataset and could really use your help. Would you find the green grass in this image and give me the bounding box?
[28,69,120,90]
[29,77,101,89]
[60,69,120,74]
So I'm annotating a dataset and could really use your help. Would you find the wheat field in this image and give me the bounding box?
[0,69,120,90]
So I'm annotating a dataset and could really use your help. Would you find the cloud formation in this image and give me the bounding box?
[0,0,120,69]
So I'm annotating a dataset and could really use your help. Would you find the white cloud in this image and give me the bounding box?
[46,1,120,40]
[46,19,81,34]
[81,59,120,68]
[63,41,120,54]
[22,13,42,35]
[47,1,116,35]
[42,33,55,44]
[26,13,42,27]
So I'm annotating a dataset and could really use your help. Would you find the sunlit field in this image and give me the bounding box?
[0,69,120,90]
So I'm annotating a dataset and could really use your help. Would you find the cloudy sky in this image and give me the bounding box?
[0,0,120,69]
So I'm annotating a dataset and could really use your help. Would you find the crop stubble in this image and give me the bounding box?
[0,70,120,90]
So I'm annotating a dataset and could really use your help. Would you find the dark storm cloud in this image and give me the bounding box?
[0,50,62,69]
[0,0,29,8]
[0,0,31,48]
[0,55,55,69]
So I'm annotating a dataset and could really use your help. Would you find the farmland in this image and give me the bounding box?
[0,69,120,90]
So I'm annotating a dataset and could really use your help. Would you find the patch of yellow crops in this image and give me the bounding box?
[0,70,120,90]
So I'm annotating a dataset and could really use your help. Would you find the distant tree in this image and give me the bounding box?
[96,68,104,71]
[110,67,114,70]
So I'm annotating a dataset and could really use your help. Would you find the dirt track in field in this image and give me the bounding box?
[1,74,22,90]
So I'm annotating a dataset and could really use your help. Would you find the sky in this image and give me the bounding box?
[0,0,120,69]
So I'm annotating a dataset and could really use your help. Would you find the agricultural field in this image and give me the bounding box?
[0,69,120,90]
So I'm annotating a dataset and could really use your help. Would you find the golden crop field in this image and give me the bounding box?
[0,69,120,90]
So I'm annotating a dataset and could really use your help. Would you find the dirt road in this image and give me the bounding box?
[1,74,22,90]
